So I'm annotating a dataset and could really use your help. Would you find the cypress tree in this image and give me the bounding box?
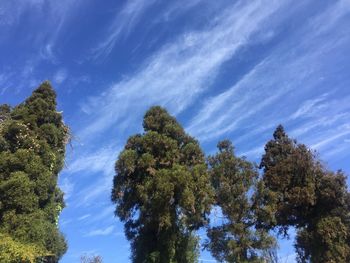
[111,106,213,263]
[0,81,69,262]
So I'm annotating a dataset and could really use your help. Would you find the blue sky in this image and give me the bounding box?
[1,0,350,262]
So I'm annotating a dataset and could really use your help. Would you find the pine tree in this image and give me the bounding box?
[206,140,275,263]
[111,106,213,263]
[0,81,69,262]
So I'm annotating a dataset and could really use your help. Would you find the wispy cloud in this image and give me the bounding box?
[310,124,350,150]
[291,93,328,120]
[63,146,120,206]
[74,176,113,207]
[186,1,350,142]
[53,68,68,84]
[80,0,286,140]
[92,0,158,60]
[60,177,74,201]
[0,0,88,97]
[239,146,265,160]
[66,146,119,176]
[85,225,115,237]
[78,214,91,221]
[157,0,203,23]
[0,0,44,27]
[87,206,115,223]
[290,95,350,138]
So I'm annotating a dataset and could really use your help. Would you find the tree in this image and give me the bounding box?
[0,81,69,262]
[111,106,213,263]
[206,140,275,263]
[0,233,48,263]
[256,125,350,263]
[255,125,317,233]
[295,170,350,263]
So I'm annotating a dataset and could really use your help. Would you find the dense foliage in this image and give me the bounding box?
[111,106,213,263]
[206,140,276,263]
[256,125,350,263]
[0,82,69,262]
[2,86,349,263]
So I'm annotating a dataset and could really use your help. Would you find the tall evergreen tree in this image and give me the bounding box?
[255,125,317,233]
[0,81,69,262]
[255,125,350,263]
[206,140,275,263]
[111,106,213,263]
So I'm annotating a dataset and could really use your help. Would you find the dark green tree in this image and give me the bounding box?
[255,125,318,233]
[111,106,213,263]
[0,81,69,262]
[295,169,350,263]
[206,140,275,263]
[255,125,350,263]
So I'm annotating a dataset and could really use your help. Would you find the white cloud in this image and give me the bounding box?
[40,44,57,63]
[92,0,158,60]
[311,124,350,150]
[66,146,119,176]
[78,214,91,221]
[60,177,74,201]
[74,176,113,207]
[239,146,264,159]
[309,0,350,36]
[85,225,115,237]
[62,145,121,206]
[0,73,11,95]
[291,93,328,120]
[87,206,115,223]
[80,0,286,140]
[0,1,43,26]
[53,68,68,84]
[157,0,204,23]
[186,1,350,142]
[290,95,350,141]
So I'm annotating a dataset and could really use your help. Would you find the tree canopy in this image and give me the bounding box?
[111,106,213,263]
[2,86,349,263]
[0,81,69,262]
[206,140,276,263]
[255,125,350,263]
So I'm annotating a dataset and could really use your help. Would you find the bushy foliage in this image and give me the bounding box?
[111,106,213,263]
[256,125,350,263]
[206,140,275,263]
[0,81,69,262]
[0,233,48,263]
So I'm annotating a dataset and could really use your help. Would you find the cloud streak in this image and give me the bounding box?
[92,0,158,60]
[186,0,350,144]
[85,225,115,237]
[80,0,286,140]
